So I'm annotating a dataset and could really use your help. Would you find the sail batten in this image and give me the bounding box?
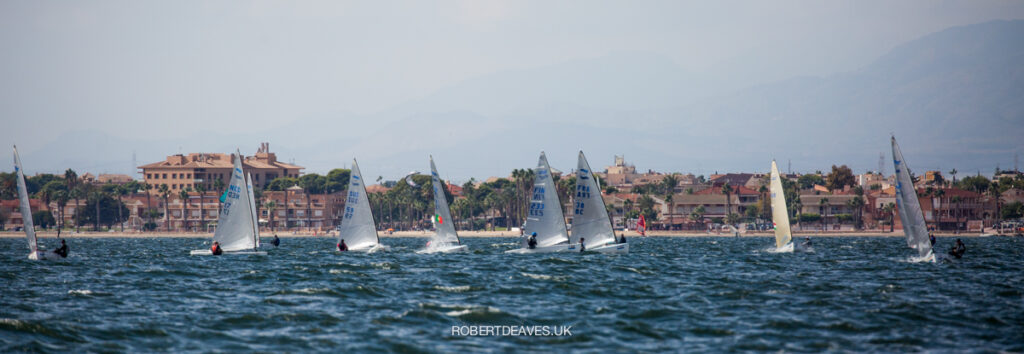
[337,159,380,250]
[211,150,258,252]
[429,157,460,245]
[770,160,792,248]
[891,137,932,258]
[572,151,616,248]
[13,146,37,252]
[522,152,570,248]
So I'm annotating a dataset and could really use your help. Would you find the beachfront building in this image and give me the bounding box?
[0,199,46,230]
[139,142,303,193]
[260,187,347,232]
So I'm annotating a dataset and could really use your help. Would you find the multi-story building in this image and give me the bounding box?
[139,142,302,193]
[260,187,346,231]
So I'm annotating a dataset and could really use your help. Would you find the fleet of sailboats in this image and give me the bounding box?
[9,141,973,262]
[190,150,265,256]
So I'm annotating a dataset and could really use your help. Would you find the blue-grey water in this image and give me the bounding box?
[2,236,1023,352]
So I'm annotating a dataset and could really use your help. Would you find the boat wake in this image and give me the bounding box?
[765,243,794,253]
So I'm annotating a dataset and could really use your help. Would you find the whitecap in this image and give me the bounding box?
[433,285,472,293]
[520,272,566,282]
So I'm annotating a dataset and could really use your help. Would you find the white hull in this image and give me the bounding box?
[28,250,64,261]
[190,249,268,256]
[568,242,629,254]
[505,243,571,254]
[771,242,795,253]
[416,244,469,254]
[342,243,390,253]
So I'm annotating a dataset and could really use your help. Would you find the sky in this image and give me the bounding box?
[2,1,1023,181]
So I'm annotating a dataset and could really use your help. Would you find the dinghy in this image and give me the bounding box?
[567,151,628,254]
[14,146,64,261]
[190,150,265,255]
[507,152,571,253]
[417,156,468,254]
[769,160,798,252]
[891,136,935,262]
[337,158,388,253]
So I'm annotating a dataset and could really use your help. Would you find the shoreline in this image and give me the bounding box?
[0,230,1004,238]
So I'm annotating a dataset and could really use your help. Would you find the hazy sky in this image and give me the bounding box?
[2,1,1023,179]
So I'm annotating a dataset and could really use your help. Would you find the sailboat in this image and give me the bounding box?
[769,160,795,252]
[190,150,265,255]
[417,156,468,254]
[14,146,64,260]
[568,151,628,254]
[337,158,388,252]
[507,152,571,253]
[891,136,935,262]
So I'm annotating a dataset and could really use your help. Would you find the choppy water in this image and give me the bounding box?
[2,236,1023,352]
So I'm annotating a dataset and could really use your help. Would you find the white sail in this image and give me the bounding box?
[891,136,932,258]
[769,160,792,248]
[522,152,570,248]
[246,173,260,248]
[212,150,258,252]
[429,156,460,245]
[338,158,380,250]
[13,146,37,252]
[571,151,616,248]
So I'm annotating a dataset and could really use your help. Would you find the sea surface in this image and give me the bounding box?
[1,236,1023,352]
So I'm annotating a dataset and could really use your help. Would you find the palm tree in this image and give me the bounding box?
[721,182,733,225]
[213,178,225,215]
[819,197,829,231]
[195,183,206,231]
[115,184,128,232]
[850,196,865,230]
[55,190,69,233]
[144,182,154,225]
[179,188,190,232]
[794,196,803,231]
[988,184,1003,228]
[948,168,958,187]
[665,193,674,230]
[882,202,896,232]
[87,186,102,231]
[662,174,679,196]
[758,184,770,221]
[159,184,170,232]
[65,169,81,232]
[265,200,278,231]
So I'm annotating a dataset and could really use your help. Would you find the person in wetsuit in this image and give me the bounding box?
[271,234,280,247]
[211,241,223,255]
[578,237,586,253]
[528,232,538,249]
[338,239,348,252]
[802,236,812,247]
[929,233,936,246]
[619,233,627,244]
[948,238,966,259]
[54,239,68,258]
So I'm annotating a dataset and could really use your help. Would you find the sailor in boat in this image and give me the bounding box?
[528,233,538,249]
[272,234,280,247]
[338,239,348,252]
[948,238,966,259]
[802,236,812,248]
[54,239,69,258]
[618,233,627,244]
[929,233,936,247]
[211,241,223,255]
[578,237,585,253]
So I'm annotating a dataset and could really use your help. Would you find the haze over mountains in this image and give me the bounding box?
[12,20,1024,181]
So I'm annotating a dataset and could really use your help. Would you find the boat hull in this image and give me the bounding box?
[342,243,390,253]
[505,243,571,254]
[568,242,629,254]
[190,249,267,256]
[28,250,64,261]
[416,244,469,254]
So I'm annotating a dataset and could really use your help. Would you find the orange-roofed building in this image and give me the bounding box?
[139,142,302,194]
